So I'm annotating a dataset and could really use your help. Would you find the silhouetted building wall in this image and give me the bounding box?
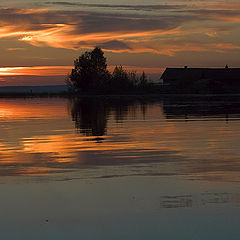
[160,67,240,93]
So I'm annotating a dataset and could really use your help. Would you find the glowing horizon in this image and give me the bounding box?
[0,65,163,76]
[0,65,164,86]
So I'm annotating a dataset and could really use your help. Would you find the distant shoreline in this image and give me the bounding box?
[2,92,240,99]
[1,84,240,98]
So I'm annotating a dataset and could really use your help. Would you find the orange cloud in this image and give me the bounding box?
[17,25,183,50]
[5,22,236,55]
[0,5,239,56]
[17,25,240,55]
[113,40,240,55]
[215,16,240,22]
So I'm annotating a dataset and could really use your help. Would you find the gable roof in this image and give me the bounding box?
[161,68,240,82]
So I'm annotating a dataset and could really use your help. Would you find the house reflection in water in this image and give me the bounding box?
[162,96,240,121]
[70,96,240,134]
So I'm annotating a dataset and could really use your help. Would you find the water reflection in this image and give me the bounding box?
[0,96,240,180]
[69,97,148,136]
[160,192,240,208]
[2,97,240,240]
[162,96,240,121]
[70,96,240,139]
[70,98,108,136]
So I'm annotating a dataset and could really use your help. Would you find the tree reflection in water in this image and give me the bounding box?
[70,98,108,136]
[69,97,148,137]
[69,95,240,139]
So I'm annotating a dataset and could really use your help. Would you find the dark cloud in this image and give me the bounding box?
[186,9,240,16]
[0,6,237,37]
[0,7,194,34]
[44,1,186,11]
[99,40,131,51]
[178,9,240,21]
[73,12,191,34]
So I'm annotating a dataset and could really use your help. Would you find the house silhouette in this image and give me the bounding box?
[160,66,240,93]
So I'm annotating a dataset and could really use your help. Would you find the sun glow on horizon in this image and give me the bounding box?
[0,65,163,77]
[0,65,163,86]
[0,66,72,76]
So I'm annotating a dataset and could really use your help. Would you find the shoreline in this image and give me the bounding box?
[1,91,240,99]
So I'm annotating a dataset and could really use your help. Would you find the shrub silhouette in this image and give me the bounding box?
[111,65,137,91]
[139,71,147,88]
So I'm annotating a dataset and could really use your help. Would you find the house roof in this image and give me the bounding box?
[161,67,240,81]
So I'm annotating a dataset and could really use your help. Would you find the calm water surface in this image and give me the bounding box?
[0,96,240,239]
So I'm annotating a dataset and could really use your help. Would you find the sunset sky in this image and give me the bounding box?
[0,0,240,85]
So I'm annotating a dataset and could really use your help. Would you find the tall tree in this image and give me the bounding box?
[67,47,110,92]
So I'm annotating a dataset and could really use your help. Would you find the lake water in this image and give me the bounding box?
[0,96,240,239]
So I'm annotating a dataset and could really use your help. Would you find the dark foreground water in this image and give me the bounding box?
[0,96,240,239]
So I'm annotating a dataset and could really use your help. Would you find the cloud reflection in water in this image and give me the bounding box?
[0,97,240,181]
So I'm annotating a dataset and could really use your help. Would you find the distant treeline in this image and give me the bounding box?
[66,47,156,94]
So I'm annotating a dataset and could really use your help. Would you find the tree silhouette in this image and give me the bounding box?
[111,65,129,90]
[66,47,153,93]
[111,65,138,91]
[67,47,110,92]
[139,71,147,87]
